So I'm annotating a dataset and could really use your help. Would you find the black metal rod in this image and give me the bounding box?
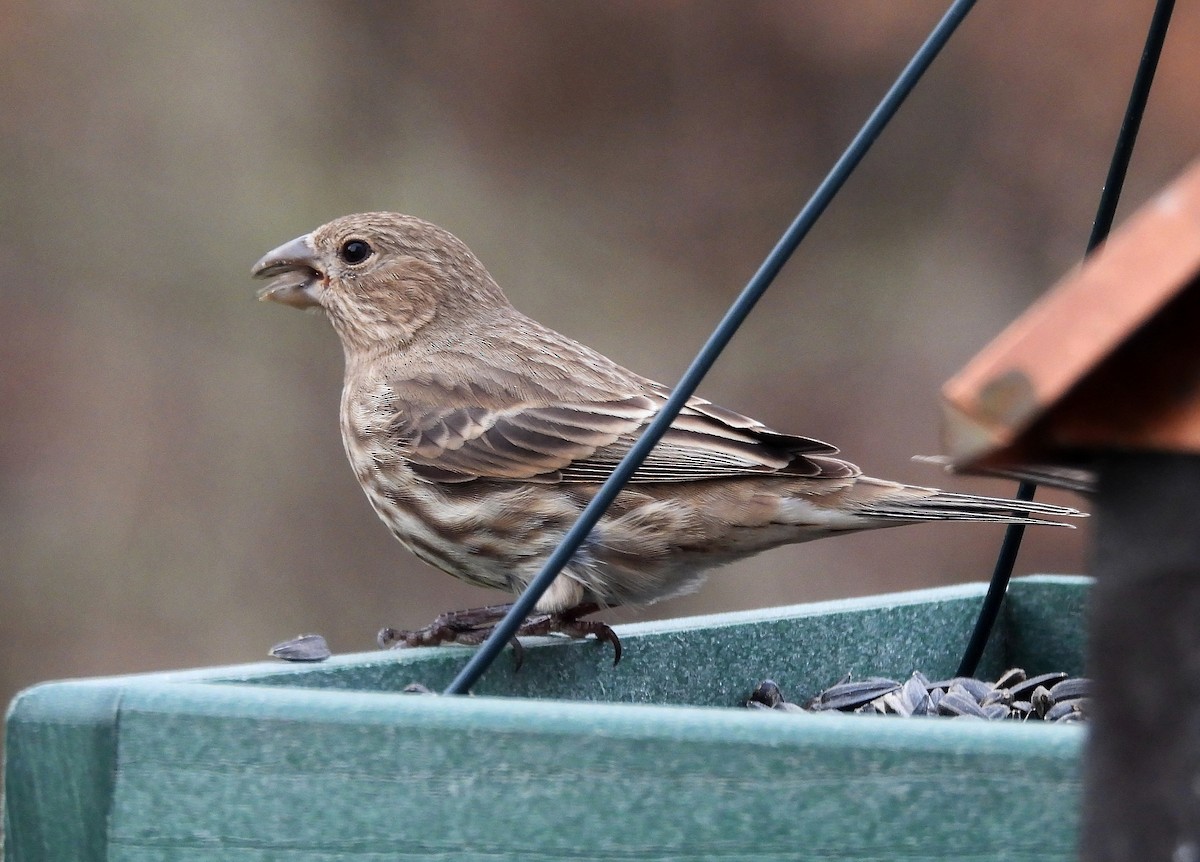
[955,482,1036,677]
[1087,0,1174,253]
[445,0,979,695]
[955,0,1174,678]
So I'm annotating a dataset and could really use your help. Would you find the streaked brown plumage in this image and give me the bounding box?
[253,212,1083,650]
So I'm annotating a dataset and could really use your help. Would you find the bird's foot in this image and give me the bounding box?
[514,603,623,665]
[377,602,621,666]
[378,603,514,649]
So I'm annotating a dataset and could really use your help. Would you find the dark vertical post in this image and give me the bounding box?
[1081,453,1200,861]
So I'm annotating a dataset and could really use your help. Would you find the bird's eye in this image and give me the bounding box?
[339,239,373,265]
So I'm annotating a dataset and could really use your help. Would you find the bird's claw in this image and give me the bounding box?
[377,602,622,666]
[514,611,623,665]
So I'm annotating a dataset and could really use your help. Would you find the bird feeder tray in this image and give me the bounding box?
[6,575,1087,862]
[942,157,1200,469]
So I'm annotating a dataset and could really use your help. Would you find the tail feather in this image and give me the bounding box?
[852,487,1086,527]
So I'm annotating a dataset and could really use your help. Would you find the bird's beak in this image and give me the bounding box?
[252,234,324,309]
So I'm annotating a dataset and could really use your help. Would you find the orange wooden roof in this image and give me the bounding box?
[942,158,1200,467]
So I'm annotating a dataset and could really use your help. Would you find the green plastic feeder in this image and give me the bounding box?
[4,574,1088,861]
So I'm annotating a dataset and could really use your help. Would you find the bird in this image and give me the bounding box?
[253,212,1084,660]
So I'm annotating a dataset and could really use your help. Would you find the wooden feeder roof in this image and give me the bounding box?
[942,158,1200,470]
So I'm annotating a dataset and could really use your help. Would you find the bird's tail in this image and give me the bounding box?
[848,479,1087,527]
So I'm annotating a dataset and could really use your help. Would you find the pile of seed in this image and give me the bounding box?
[747,668,1089,722]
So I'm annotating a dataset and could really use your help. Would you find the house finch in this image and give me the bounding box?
[253,213,1083,657]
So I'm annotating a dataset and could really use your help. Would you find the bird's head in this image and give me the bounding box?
[252,212,512,352]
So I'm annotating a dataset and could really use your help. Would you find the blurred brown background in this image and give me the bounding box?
[3,1,1197,714]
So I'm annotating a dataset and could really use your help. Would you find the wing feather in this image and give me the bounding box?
[393,387,859,485]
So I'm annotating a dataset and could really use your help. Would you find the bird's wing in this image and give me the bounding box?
[392,388,859,484]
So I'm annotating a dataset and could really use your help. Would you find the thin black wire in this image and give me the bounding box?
[444,0,978,695]
[955,0,1175,678]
